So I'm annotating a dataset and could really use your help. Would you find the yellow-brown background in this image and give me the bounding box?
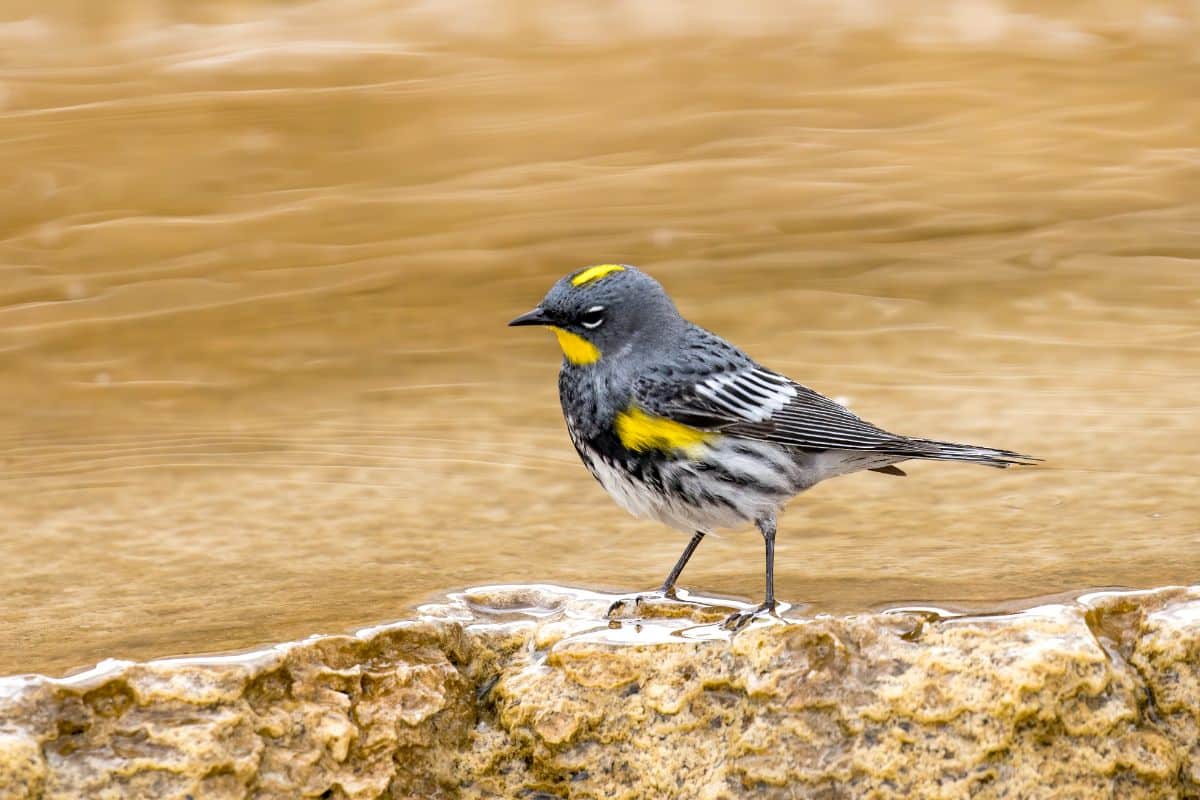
[1,0,1198,675]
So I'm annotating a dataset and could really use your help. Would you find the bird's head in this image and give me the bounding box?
[508,264,681,365]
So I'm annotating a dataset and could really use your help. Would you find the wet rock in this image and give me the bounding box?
[1,585,1198,798]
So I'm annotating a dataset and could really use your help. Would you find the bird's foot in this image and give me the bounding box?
[720,600,779,632]
[605,585,680,619]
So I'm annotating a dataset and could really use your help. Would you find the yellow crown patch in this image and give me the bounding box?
[571,264,625,287]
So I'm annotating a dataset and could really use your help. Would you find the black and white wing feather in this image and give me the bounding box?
[640,363,902,452]
[634,328,1036,467]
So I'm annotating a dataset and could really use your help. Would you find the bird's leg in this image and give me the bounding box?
[607,531,706,617]
[763,515,776,611]
[721,515,780,631]
[658,531,706,598]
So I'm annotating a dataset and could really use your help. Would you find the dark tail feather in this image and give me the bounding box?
[888,438,1041,469]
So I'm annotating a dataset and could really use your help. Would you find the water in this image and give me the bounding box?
[1,0,1198,676]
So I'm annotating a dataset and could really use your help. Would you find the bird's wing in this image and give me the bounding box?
[635,361,903,452]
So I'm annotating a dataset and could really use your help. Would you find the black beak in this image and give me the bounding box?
[508,307,553,327]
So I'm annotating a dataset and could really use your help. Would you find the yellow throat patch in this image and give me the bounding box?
[571,264,625,287]
[550,327,601,365]
[615,405,715,456]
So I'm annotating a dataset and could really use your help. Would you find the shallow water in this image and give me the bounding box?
[1,0,1198,676]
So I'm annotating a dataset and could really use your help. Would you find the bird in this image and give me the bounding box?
[509,264,1037,630]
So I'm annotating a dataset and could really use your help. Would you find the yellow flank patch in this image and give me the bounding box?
[571,264,625,287]
[550,326,601,365]
[615,405,715,456]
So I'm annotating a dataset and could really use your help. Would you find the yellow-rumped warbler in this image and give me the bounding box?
[510,264,1037,630]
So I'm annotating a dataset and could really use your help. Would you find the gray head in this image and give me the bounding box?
[508,264,683,365]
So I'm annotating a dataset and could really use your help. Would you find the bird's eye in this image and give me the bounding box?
[579,305,606,329]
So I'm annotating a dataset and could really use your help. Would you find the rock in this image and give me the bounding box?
[1,585,1198,798]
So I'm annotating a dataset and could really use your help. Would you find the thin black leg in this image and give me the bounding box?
[759,515,776,611]
[658,531,706,598]
[721,513,779,631]
[607,531,707,618]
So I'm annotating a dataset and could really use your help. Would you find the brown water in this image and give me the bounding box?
[1,0,1198,677]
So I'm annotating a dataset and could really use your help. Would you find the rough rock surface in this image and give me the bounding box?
[2,585,1199,799]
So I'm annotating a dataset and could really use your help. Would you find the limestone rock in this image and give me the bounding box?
[1,585,1198,798]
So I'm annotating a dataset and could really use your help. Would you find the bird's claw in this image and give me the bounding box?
[606,597,639,618]
[720,601,779,632]
[606,586,678,619]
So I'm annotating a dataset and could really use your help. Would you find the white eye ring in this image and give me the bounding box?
[580,305,606,329]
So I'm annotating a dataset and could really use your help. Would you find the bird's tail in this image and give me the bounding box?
[886,437,1040,469]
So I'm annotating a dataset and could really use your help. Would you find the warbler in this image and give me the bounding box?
[509,264,1037,630]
